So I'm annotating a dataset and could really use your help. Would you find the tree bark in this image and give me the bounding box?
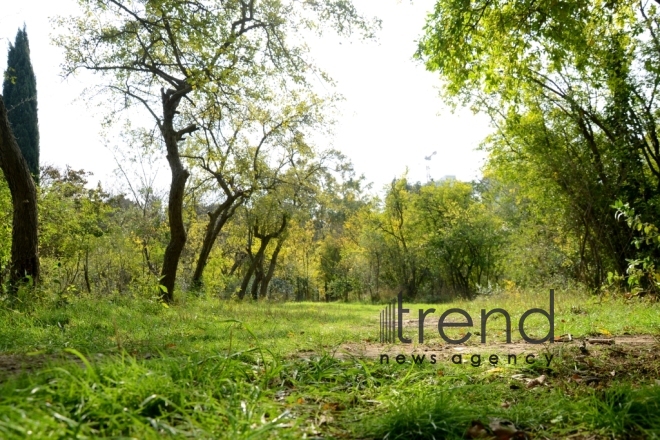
[259,238,284,298]
[250,253,265,300]
[84,247,91,293]
[0,95,39,290]
[238,238,269,300]
[227,251,246,276]
[191,196,240,288]
[159,86,196,303]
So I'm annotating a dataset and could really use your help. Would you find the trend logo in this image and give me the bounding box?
[380,290,555,344]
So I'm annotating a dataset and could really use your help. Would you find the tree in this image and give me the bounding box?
[376,176,425,300]
[237,206,288,300]
[56,0,376,302]
[0,95,39,290]
[417,0,660,287]
[478,170,576,288]
[183,91,328,289]
[415,180,504,298]
[313,167,372,301]
[3,27,39,182]
[233,140,338,300]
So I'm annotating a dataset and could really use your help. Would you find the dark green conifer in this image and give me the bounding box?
[3,26,39,183]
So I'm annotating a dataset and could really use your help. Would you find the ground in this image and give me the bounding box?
[0,289,659,439]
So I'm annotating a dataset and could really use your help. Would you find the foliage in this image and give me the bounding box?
[417,0,660,289]
[2,26,39,182]
[610,201,660,297]
[365,176,505,301]
[0,178,11,286]
[53,0,379,301]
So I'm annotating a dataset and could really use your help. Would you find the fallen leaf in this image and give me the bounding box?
[465,420,489,439]
[526,374,546,389]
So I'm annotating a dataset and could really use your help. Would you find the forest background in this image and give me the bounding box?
[2,0,660,305]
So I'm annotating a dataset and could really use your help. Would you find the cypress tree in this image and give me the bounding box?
[2,26,39,183]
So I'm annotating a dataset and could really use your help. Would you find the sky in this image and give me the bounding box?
[0,0,492,194]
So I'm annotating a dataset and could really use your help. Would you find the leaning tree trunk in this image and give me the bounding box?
[250,254,264,300]
[191,197,240,288]
[158,86,196,303]
[259,238,284,299]
[238,239,269,300]
[0,95,39,290]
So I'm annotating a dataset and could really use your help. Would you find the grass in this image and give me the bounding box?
[0,288,659,439]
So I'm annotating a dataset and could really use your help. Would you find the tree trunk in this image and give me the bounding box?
[259,238,284,299]
[238,249,261,299]
[191,198,239,288]
[239,238,270,299]
[0,95,39,290]
[84,247,91,293]
[238,215,287,300]
[158,86,195,303]
[250,253,264,300]
[191,208,221,289]
[227,251,246,276]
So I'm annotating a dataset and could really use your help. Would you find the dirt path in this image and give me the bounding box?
[1,335,657,379]
[328,335,659,360]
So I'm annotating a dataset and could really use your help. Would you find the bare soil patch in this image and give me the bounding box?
[317,334,659,361]
[0,352,91,381]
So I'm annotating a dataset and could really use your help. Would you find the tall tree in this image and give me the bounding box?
[0,95,39,290]
[55,0,376,303]
[417,0,660,287]
[184,90,327,289]
[3,27,39,182]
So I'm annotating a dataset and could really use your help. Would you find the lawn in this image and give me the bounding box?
[0,288,659,439]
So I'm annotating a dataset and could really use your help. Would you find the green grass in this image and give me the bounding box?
[0,289,659,439]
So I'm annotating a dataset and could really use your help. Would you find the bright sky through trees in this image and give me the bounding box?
[0,0,490,191]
